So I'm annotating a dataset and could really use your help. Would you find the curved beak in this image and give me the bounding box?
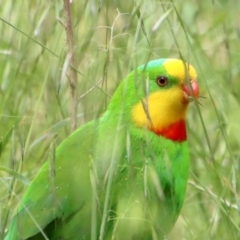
[181,79,200,103]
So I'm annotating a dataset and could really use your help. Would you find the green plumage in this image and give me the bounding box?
[6,59,190,240]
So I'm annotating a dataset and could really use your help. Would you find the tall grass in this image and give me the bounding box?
[0,0,240,239]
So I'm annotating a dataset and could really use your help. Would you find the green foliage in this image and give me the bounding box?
[0,0,239,239]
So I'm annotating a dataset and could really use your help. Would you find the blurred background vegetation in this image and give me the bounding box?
[0,0,240,239]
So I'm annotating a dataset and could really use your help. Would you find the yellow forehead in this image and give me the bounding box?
[163,59,197,82]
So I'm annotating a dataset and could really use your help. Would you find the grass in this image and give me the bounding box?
[1,0,240,239]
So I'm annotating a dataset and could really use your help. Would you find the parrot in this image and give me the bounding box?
[5,58,199,240]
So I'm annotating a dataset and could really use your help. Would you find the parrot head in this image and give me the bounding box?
[131,58,199,141]
[106,58,199,142]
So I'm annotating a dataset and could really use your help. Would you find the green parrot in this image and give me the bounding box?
[5,58,199,240]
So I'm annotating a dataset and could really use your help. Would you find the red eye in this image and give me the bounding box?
[156,76,168,87]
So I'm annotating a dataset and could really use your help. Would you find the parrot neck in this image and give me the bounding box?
[150,119,187,142]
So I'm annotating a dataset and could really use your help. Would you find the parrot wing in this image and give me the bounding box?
[7,121,95,239]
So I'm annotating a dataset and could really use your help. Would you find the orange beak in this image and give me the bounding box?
[182,79,199,103]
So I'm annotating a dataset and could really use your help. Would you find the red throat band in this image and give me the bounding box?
[150,120,187,142]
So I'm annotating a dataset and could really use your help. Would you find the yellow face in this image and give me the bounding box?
[131,59,198,131]
[164,59,197,84]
